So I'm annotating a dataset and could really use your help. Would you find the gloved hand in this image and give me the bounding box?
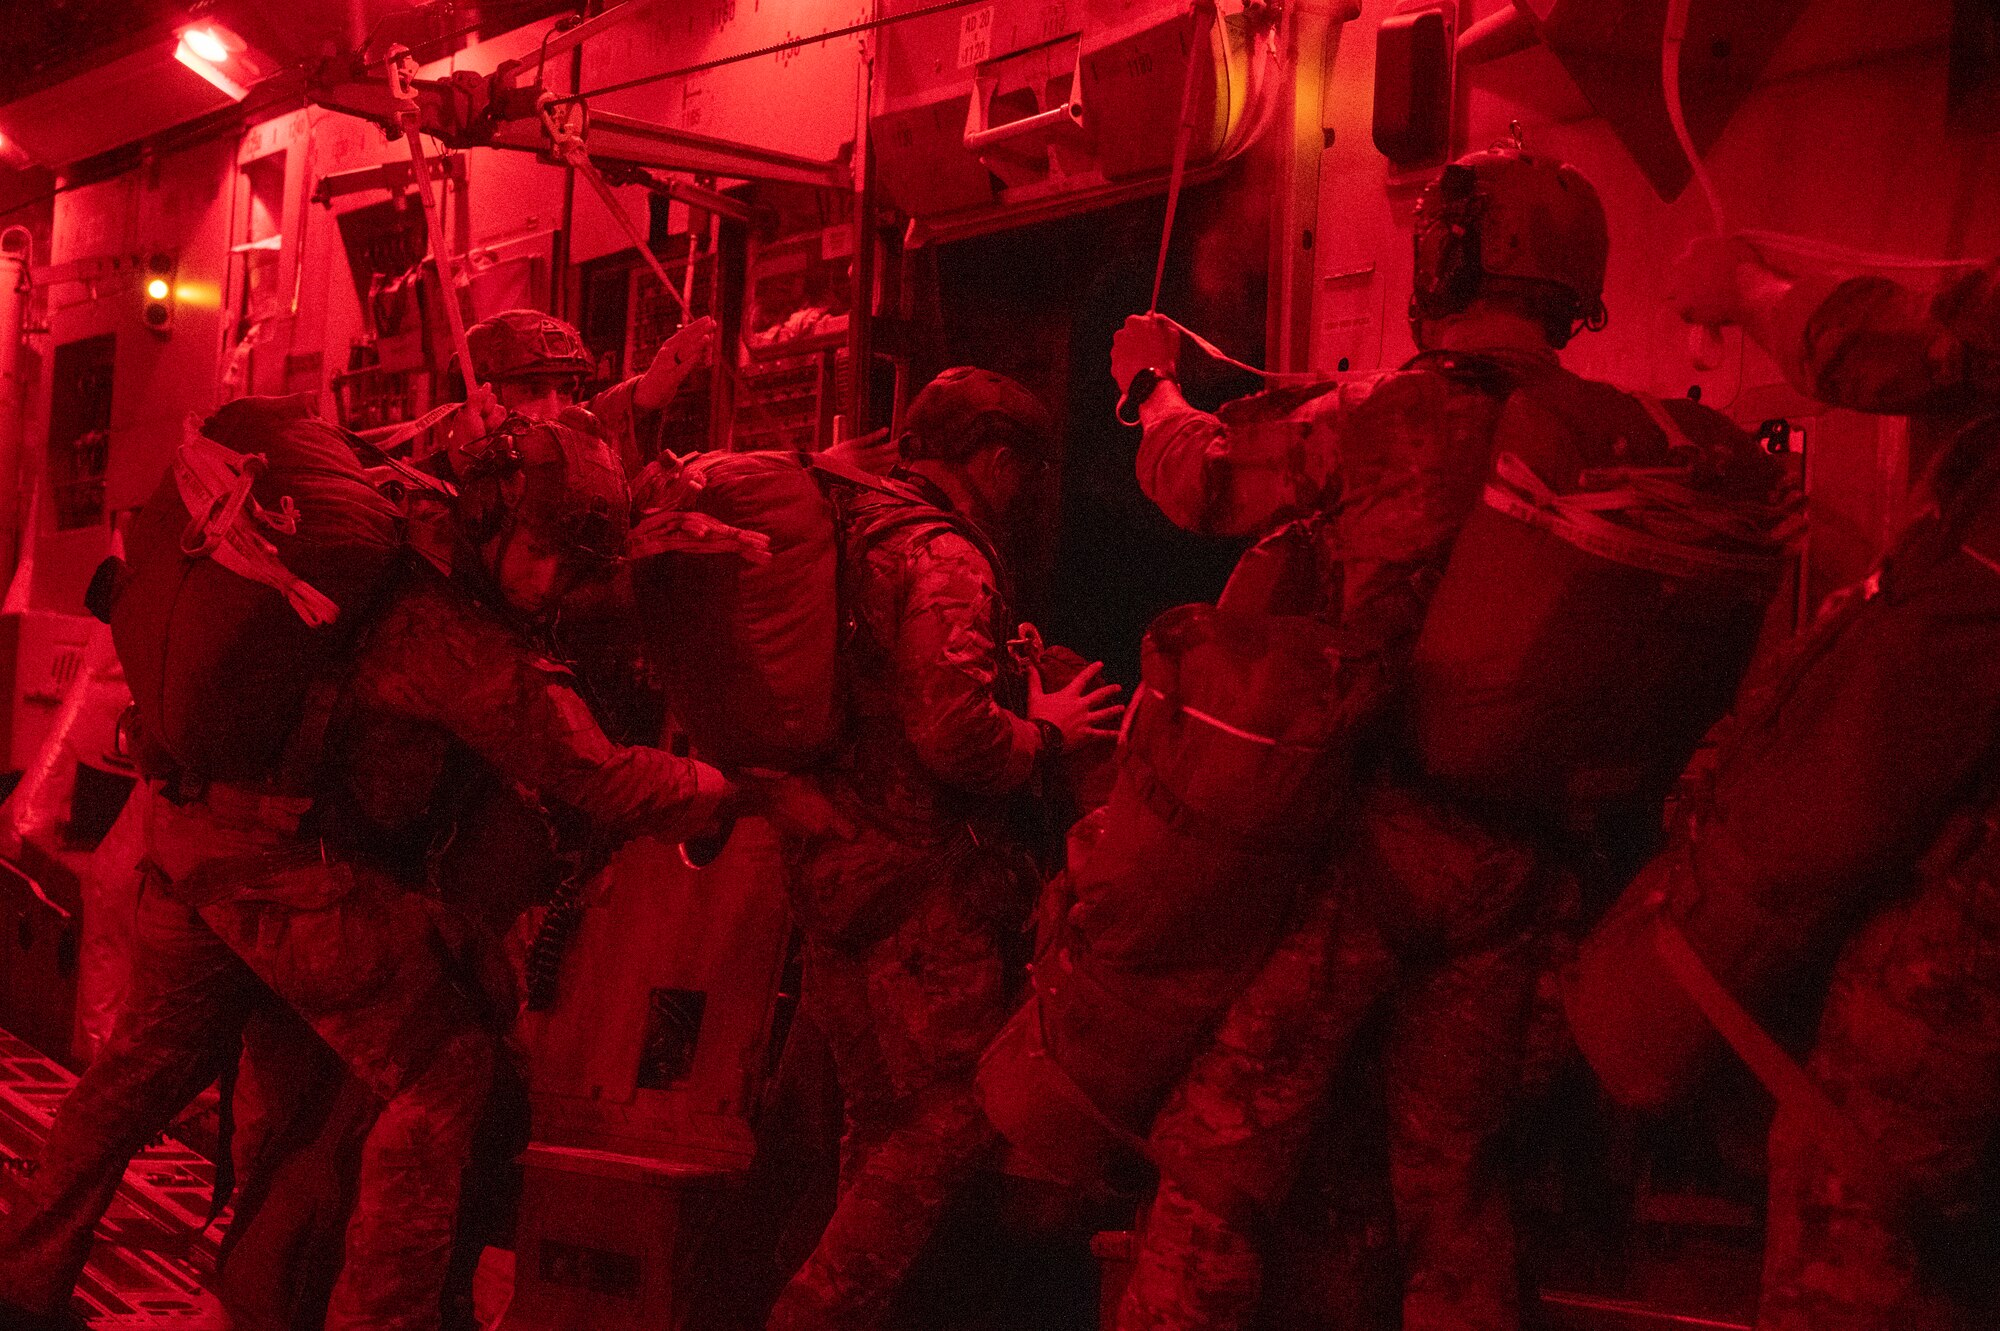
[1667,235,1775,329]
[1110,313,1181,394]
[440,382,507,466]
[679,760,742,868]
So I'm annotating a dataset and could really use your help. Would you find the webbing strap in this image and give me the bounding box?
[367,402,463,468]
[1651,916,1888,1201]
[1482,451,1792,584]
[541,95,694,322]
[388,51,481,406]
[1137,684,1280,748]
[540,93,808,442]
[1148,0,1216,315]
[174,428,340,627]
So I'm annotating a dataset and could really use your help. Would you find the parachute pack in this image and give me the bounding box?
[630,450,842,770]
[631,450,1007,773]
[978,603,1359,1191]
[111,395,406,784]
[1410,361,1801,831]
[1569,430,2000,1110]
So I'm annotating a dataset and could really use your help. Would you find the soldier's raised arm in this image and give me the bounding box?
[1111,313,1360,537]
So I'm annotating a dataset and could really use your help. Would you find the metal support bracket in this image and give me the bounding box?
[308,54,851,193]
[595,162,759,226]
[311,154,464,207]
[490,109,850,191]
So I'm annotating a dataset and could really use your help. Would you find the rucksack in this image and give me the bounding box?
[1570,423,2000,1109]
[1410,362,1800,830]
[633,450,841,769]
[631,452,1014,774]
[112,395,405,783]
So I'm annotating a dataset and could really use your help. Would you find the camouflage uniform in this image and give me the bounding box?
[1747,258,2000,1331]
[0,564,716,1331]
[768,470,1044,1331]
[1119,344,1751,1331]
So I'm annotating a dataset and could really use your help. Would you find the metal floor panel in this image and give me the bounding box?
[0,1028,227,1329]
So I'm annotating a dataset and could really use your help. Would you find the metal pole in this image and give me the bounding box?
[0,228,31,582]
[391,53,480,407]
[553,41,583,322]
[845,16,877,438]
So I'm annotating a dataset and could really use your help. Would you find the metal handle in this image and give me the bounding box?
[965,100,1084,153]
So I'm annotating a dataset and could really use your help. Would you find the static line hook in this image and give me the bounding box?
[383,44,420,105]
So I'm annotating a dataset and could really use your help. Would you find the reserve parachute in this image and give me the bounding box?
[112,394,405,782]
[978,603,1356,1191]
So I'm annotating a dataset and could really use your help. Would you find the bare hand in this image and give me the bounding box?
[636,315,718,410]
[628,508,772,564]
[440,383,507,465]
[1028,659,1126,749]
[1666,235,1770,329]
[818,427,899,476]
[1110,313,1181,394]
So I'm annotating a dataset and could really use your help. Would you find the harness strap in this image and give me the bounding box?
[1483,451,1795,584]
[1651,915,1890,1202]
[173,427,341,627]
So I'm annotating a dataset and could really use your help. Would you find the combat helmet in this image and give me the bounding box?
[450,309,594,395]
[902,367,1056,465]
[453,413,631,568]
[1409,144,1609,346]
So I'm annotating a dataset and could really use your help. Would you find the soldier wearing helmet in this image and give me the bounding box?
[159,397,769,1328]
[765,367,1122,1331]
[1104,147,1780,1331]
[1552,242,2000,1331]
[437,307,717,478]
[0,408,740,1330]
[450,415,633,622]
[1406,146,1609,349]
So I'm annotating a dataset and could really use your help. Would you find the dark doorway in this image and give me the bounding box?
[928,177,1268,683]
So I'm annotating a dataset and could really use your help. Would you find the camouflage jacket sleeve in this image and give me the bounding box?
[356,579,713,843]
[584,378,648,477]
[889,530,1041,796]
[1775,258,2000,414]
[1135,379,1373,537]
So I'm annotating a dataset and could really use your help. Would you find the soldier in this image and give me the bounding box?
[765,367,1123,1331]
[0,418,736,1331]
[1621,240,2000,1331]
[435,306,717,474]
[1106,148,1790,1331]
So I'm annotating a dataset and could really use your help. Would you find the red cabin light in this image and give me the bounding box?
[182,26,232,65]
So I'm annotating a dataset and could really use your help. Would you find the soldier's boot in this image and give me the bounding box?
[0,883,256,1314]
[767,1081,993,1331]
[322,1024,494,1331]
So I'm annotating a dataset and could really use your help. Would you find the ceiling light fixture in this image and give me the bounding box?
[182,26,232,65]
[174,25,249,102]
